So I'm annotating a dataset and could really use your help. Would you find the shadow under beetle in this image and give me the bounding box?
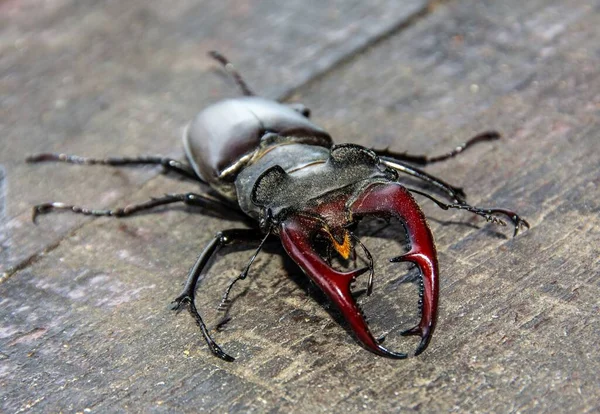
[27,51,529,361]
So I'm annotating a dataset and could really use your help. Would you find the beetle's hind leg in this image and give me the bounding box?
[209,50,255,97]
[374,131,500,166]
[26,153,203,183]
[171,229,266,362]
[408,188,530,237]
[207,51,312,118]
[31,192,238,223]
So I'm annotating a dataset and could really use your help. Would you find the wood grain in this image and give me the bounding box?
[1,0,598,412]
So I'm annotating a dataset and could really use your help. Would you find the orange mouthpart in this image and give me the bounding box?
[329,230,352,260]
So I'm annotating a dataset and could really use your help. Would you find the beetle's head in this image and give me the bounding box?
[250,146,439,358]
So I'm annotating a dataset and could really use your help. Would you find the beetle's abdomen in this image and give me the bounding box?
[184,97,332,200]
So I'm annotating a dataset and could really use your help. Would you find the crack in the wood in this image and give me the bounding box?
[276,0,450,102]
[1,224,81,283]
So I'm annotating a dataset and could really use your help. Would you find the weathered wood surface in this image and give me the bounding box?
[1,0,599,412]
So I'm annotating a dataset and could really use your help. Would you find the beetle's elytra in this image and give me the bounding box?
[27,51,529,361]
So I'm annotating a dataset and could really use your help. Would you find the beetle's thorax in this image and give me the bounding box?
[235,142,398,222]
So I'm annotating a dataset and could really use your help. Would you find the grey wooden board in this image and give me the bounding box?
[1,0,599,412]
[0,0,427,275]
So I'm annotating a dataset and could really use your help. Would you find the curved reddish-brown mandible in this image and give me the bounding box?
[351,183,439,355]
[279,214,408,358]
[279,182,439,357]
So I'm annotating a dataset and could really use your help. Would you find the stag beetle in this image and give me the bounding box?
[27,51,529,361]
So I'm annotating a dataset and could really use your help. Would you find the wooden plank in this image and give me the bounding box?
[1,0,599,412]
[0,0,427,274]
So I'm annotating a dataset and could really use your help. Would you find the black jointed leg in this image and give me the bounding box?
[170,229,266,362]
[209,50,255,97]
[374,131,500,166]
[382,158,467,203]
[408,188,530,237]
[26,153,202,182]
[31,193,233,223]
[209,50,312,116]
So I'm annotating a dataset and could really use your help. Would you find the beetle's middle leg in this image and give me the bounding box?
[374,131,500,166]
[171,229,265,362]
[377,131,501,203]
[26,153,203,182]
[31,192,239,223]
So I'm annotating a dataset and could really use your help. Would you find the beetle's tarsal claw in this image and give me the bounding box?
[513,216,530,237]
[484,208,529,237]
[31,203,52,223]
[209,342,235,362]
[170,294,192,312]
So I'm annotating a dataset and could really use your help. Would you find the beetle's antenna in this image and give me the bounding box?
[218,228,272,312]
[209,50,255,97]
[350,233,375,296]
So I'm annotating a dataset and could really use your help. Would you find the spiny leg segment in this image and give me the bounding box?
[408,188,530,237]
[209,50,255,97]
[171,229,266,362]
[26,153,202,182]
[31,192,235,223]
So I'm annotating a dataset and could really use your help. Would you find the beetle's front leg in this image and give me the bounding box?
[408,189,530,237]
[171,229,264,362]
